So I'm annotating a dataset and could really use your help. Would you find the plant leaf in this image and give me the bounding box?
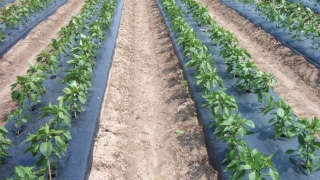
[248,171,257,180]
[40,142,53,158]
[269,168,279,180]
[286,149,295,154]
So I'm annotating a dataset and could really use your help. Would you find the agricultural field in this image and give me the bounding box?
[0,0,320,179]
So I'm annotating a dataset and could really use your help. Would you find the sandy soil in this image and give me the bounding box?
[0,0,86,125]
[198,0,320,120]
[89,0,217,179]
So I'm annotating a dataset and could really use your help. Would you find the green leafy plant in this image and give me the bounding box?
[203,90,238,116]
[286,117,320,174]
[161,0,279,179]
[23,124,71,180]
[181,0,212,26]
[226,141,279,180]
[214,113,255,142]
[0,0,62,41]
[40,101,71,129]
[36,50,59,75]
[6,0,119,179]
[194,57,224,91]
[262,99,296,139]
[0,28,5,42]
[59,81,87,118]
[6,0,101,132]
[8,61,46,131]
[180,0,320,177]
[11,62,46,106]
[253,71,277,102]
[253,0,320,48]
[0,126,11,161]
[7,166,45,180]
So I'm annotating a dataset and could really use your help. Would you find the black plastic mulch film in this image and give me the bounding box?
[0,0,68,58]
[0,0,15,8]
[287,0,320,14]
[0,0,124,179]
[156,0,320,179]
[219,0,320,69]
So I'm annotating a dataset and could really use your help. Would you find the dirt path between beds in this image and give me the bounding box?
[198,0,320,120]
[89,0,216,179]
[0,0,86,125]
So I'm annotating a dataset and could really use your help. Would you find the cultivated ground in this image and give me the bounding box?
[0,0,86,125]
[1,0,320,179]
[88,0,216,179]
[199,0,320,120]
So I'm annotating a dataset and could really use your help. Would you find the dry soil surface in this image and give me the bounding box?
[0,0,86,125]
[199,0,320,120]
[89,0,216,179]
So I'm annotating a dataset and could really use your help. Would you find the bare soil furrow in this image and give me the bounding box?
[89,0,216,179]
[199,0,320,120]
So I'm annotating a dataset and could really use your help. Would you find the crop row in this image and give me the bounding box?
[0,0,117,179]
[180,0,320,175]
[7,0,102,134]
[161,0,280,179]
[240,0,320,49]
[0,0,64,42]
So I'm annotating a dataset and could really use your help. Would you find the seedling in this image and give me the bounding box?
[162,0,280,178]
[0,127,11,161]
[263,99,296,139]
[7,166,45,180]
[286,117,320,174]
[227,141,279,180]
[180,80,188,87]
[255,0,320,49]
[175,130,184,135]
[0,0,61,41]
[4,0,119,178]
[40,101,71,129]
[23,124,71,180]
[203,90,238,117]
[213,113,255,143]
[60,81,87,118]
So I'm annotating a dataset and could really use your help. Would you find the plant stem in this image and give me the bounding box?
[48,159,52,180]
[305,145,310,172]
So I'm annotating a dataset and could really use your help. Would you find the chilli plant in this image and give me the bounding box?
[59,81,87,118]
[203,89,238,116]
[193,57,224,91]
[214,113,255,143]
[226,140,279,180]
[6,0,118,179]
[254,0,320,48]
[286,117,320,174]
[23,123,71,180]
[262,99,296,139]
[7,166,45,180]
[8,61,46,133]
[161,0,280,179]
[39,100,71,129]
[0,126,11,162]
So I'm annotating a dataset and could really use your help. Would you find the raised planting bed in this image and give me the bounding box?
[0,0,15,8]
[219,0,320,69]
[156,0,320,179]
[287,0,320,14]
[0,0,124,179]
[0,0,68,58]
